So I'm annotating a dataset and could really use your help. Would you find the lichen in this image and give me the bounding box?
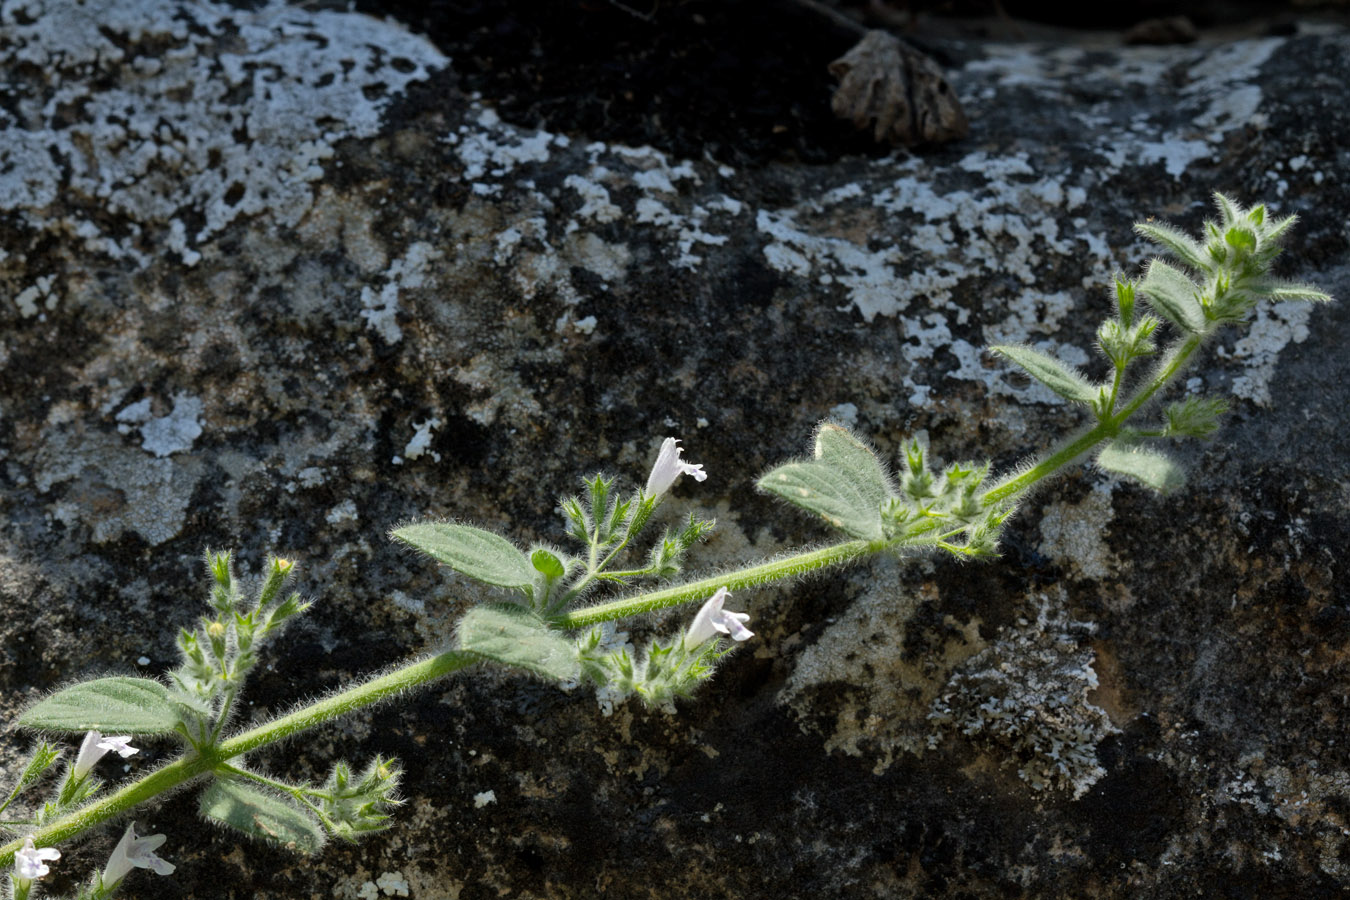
[927,595,1117,798]
[0,0,444,280]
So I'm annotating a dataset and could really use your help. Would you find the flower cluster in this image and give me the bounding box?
[8,732,173,899]
[576,586,755,710]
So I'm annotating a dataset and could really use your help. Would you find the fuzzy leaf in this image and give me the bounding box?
[459,603,580,681]
[1263,281,1332,303]
[1135,222,1211,273]
[1097,442,1185,493]
[1213,192,1241,227]
[19,677,180,734]
[392,523,534,588]
[1140,259,1206,333]
[991,345,1098,405]
[758,424,896,540]
[0,742,61,816]
[1224,226,1257,253]
[1262,213,1297,244]
[200,780,326,854]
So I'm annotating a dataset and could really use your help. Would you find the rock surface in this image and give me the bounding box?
[2,1,1349,897]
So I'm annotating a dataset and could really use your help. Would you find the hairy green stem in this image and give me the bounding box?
[0,650,476,869]
[982,331,1208,506]
[982,421,1113,507]
[217,650,476,758]
[553,539,881,629]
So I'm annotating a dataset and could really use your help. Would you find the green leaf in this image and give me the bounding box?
[990,345,1097,405]
[1097,442,1185,493]
[1262,213,1297,245]
[1134,222,1211,274]
[1164,396,1228,438]
[19,677,180,734]
[530,548,566,579]
[757,424,896,540]
[0,742,61,816]
[1140,259,1206,333]
[1213,192,1242,228]
[1260,280,1333,303]
[392,523,534,588]
[199,780,326,854]
[458,603,580,681]
[1224,226,1257,253]
[16,743,61,790]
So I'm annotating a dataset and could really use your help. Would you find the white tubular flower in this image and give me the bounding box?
[685,587,754,648]
[101,823,175,889]
[73,731,139,779]
[644,437,707,499]
[15,837,60,881]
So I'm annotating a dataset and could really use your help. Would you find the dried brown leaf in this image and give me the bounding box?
[828,30,967,147]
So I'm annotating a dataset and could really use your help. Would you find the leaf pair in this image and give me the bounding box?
[988,346,1187,494]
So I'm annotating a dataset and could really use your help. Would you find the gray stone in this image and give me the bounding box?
[1,2,1348,897]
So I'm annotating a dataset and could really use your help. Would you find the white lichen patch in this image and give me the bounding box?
[14,274,57,318]
[1037,482,1117,580]
[927,595,1117,798]
[444,106,742,277]
[565,172,623,224]
[779,562,988,774]
[361,242,442,344]
[38,426,204,546]
[403,418,441,462]
[1,0,445,266]
[447,106,564,183]
[138,394,204,458]
[454,355,543,427]
[326,498,359,525]
[1225,302,1316,407]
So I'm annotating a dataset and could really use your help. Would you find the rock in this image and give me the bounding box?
[1,1,1348,897]
[1125,15,1200,45]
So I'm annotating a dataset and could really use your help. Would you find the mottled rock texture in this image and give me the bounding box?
[2,1,1349,898]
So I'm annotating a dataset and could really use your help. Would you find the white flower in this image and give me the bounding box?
[685,587,753,648]
[73,731,139,779]
[644,437,707,499]
[101,823,175,889]
[15,837,60,881]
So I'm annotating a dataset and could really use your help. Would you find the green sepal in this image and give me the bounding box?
[392,523,535,588]
[19,677,180,735]
[757,423,896,540]
[990,345,1098,405]
[458,603,581,682]
[1097,441,1185,493]
[15,743,61,792]
[199,779,327,854]
[1140,259,1207,333]
[0,742,61,816]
